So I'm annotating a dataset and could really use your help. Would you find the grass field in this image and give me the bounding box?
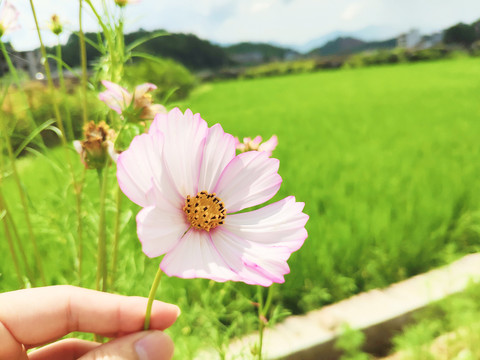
[2,58,480,358]
[185,57,480,310]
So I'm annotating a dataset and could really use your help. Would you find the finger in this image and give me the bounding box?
[28,339,100,360]
[0,320,27,360]
[78,331,174,360]
[0,285,180,349]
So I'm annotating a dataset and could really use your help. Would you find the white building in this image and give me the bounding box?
[397,29,422,49]
[0,48,42,79]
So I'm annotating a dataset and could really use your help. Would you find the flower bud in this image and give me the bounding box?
[114,0,140,7]
[49,14,63,35]
[74,121,116,169]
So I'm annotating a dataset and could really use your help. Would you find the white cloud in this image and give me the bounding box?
[250,0,275,14]
[342,2,365,21]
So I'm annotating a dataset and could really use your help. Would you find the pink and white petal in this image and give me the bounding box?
[116,131,164,207]
[236,143,247,152]
[98,91,123,114]
[243,246,292,284]
[223,196,308,252]
[73,140,82,155]
[134,83,157,99]
[149,104,167,114]
[214,151,282,212]
[258,135,278,156]
[160,229,240,282]
[150,108,208,197]
[101,80,132,103]
[106,141,119,164]
[251,136,262,147]
[136,204,189,258]
[198,123,236,193]
[1,2,19,32]
[211,228,292,286]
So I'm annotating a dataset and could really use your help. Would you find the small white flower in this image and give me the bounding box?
[0,1,20,38]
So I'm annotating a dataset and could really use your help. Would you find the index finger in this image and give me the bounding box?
[0,285,180,347]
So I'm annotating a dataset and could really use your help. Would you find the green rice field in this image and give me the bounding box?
[2,57,480,358]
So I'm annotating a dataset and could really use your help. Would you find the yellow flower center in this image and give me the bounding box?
[183,191,226,232]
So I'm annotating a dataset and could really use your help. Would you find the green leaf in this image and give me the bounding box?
[13,119,55,158]
[72,31,104,53]
[162,87,179,104]
[0,85,8,107]
[125,31,168,53]
[45,54,81,79]
[24,147,64,175]
[128,51,166,65]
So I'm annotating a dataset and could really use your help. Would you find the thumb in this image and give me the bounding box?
[79,331,174,360]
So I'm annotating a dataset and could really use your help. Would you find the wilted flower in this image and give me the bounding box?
[117,108,308,286]
[74,121,117,169]
[114,0,141,7]
[235,135,278,157]
[49,14,63,35]
[0,0,19,38]
[99,80,166,121]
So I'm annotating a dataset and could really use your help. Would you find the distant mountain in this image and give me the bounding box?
[308,36,397,56]
[57,30,232,71]
[224,42,299,64]
[295,25,401,53]
[295,30,346,53]
[124,30,231,70]
[309,37,365,56]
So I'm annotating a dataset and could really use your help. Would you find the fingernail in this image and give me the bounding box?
[175,306,181,317]
[135,332,173,360]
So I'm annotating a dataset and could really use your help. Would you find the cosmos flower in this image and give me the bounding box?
[98,80,166,121]
[117,108,308,286]
[235,135,278,157]
[0,1,19,38]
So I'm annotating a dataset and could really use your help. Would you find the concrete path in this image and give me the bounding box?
[196,253,480,360]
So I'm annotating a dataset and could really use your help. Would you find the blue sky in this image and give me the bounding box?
[5,0,480,51]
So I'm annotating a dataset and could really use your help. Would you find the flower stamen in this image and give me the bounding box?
[183,191,226,232]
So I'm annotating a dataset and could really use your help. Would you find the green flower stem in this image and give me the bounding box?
[110,186,122,291]
[144,267,164,330]
[256,286,265,360]
[0,114,45,285]
[78,0,89,126]
[95,167,109,292]
[84,0,117,80]
[30,0,85,286]
[0,189,35,285]
[114,14,125,82]
[75,168,86,285]
[0,41,46,149]
[263,285,274,315]
[55,40,74,140]
[28,0,67,143]
[256,285,274,360]
[0,140,34,285]
[0,194,24,287]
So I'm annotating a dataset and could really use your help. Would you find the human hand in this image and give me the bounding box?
[0,285,180,360]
